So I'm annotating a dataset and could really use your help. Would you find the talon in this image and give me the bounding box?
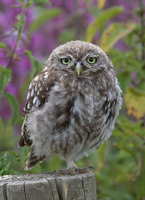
[75,166,95,174]
[74,168,80,174]
[49,167,79,176]
[88,166,95,171]
[48,166,95,176]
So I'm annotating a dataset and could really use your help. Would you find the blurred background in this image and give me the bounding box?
[0,0,145,199]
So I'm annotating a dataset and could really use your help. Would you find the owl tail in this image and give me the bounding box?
[18,136,25,147]
[25,149,46,170]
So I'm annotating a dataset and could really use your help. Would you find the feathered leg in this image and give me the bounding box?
[25,148,46,170]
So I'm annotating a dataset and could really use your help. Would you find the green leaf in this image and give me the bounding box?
[4,92,19,124]
[136,82,145,95]
[0,42,6,48]
[97,0,106,10]
[117,71,130,92]
[0,126,16,150]
[30,0,50,6]
[88,7,100,17]
[0,118,3,133]
[0,66,11,92]
[59,29,75,44]
[124,88,145,119]
[85,0,89,6]
[136,148,145,200]
[0,153,14,175]
[25,50,41,78]
[28,8,61,36]
[85,6,123,42]
[14,0,22,3]
[100,23,136,52]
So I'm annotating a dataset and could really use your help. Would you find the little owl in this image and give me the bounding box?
[19,40,122,172]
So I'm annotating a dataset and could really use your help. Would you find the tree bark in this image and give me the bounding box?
[0,171,97,200]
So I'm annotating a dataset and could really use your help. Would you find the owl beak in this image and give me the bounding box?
[75,62,83,76]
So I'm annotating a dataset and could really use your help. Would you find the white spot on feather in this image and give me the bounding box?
[53,85,59,91]
[35,76,39,81]
[35,99,41,107]
[31,89,34,97]
[44,74,49,79]
[33,96,38,105]
[27,92,30,100]
[29,83,32,89]
[43,67,47,70]
[38,82,41,88]
[27,103,30,110]
[35,84,38,92]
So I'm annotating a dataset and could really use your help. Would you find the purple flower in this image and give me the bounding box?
[0,98,11,121]
[105,0,142,22]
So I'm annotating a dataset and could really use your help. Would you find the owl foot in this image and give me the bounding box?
[75,166,95,174]
[50,166,95,176]
[50,168,79,176]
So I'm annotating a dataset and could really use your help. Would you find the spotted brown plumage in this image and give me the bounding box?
[19,40,122,170]
[23,71,56,114]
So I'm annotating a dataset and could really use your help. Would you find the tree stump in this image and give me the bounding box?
[0,171,97,200]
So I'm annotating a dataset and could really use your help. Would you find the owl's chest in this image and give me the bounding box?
[49,81,99,127]
[71,91,94,124]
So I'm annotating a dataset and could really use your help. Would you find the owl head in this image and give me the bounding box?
[45,40,113,76]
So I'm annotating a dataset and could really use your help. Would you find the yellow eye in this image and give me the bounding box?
[61,57,71,65]
[86,57,97,64]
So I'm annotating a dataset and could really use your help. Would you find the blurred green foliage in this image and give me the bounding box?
[0,0,145,199]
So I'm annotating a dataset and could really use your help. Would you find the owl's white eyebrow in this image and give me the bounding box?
[59,54,74,59]
[85,53,99,58]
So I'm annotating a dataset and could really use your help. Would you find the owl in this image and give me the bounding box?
[19,40,122,172]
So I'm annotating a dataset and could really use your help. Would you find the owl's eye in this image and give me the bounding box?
[61,57,71,65]
[86,57,97,64]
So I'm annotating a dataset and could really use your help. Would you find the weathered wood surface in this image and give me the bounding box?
[0,171,97,200]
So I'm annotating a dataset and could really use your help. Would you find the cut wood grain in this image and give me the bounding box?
[0,171,97,200]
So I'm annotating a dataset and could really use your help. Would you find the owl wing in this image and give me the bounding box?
[18,69,56,148]
[23,70,56,114]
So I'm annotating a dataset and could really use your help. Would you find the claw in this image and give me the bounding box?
[48,166,95,176]
[88,166,96,171]
[74,168,80,174]
[49,168,78,175]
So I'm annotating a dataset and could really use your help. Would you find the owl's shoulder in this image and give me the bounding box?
[23,69,56,114]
